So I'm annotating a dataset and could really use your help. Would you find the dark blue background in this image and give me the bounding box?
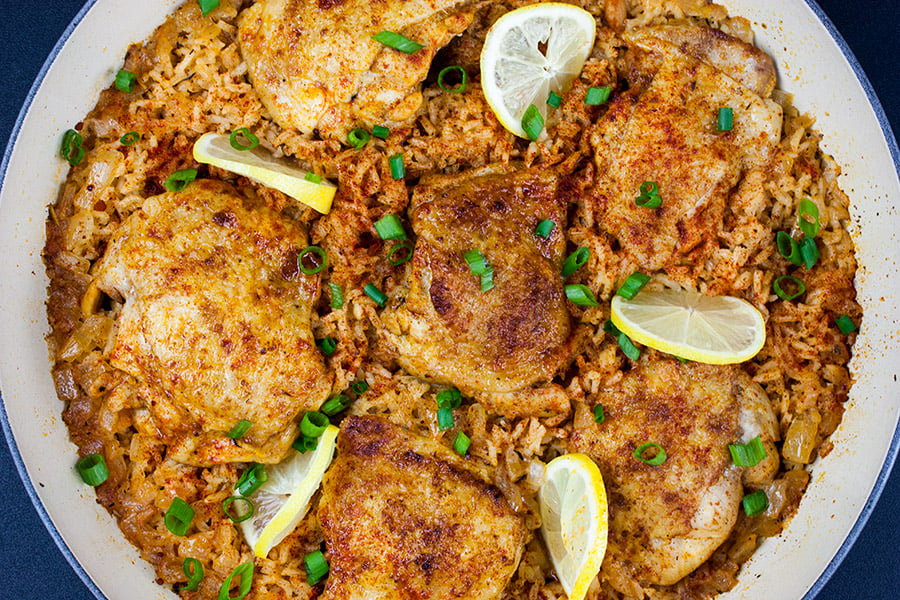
[1,1,897,599]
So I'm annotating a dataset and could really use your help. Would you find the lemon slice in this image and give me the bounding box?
[610,289,766,364]
[192,132,336,214]
[239,424,338,558]
[539,453,608,600]
[480,3,596,138]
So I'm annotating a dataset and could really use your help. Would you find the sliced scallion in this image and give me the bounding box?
[453,431,471,456]
[617,333,641,361]
[164,497,194,537]
[535,219,555,238]
[436,388,462,410]
[328,282,343,309]
[199,0,220,17]
[437,406,454,431]
[119,131,141,146]
[364,283,387,307]
[616,272,650,300]
[585,85,612,106]
[521,104,544,141]
[298,245,327,275]
[717,107,733,131]
[593,404,605,424]
[635,181,662,208]
[229,128,259,151]
[773,275,805,301]
[800,236,819,270]
[634,442,667,466]
[372,125,390,139]
[798,198,820,238]
[76,453,109,486]
[371,30,423,54]
[728,435,767,467]
[115,69,137,93]
[60,129,85,166]
[742,490,769,517]
[374,214,407,240]
[164,169,198,193]
[389,153,405,180]
[304,172,322,184]
[183,558,204,592]
[303,550,329,585]
[562,247,590,277]
[321,395,349,416]
[347,128,371,149]
[226,420,252,440]
[318,337,337,356]
[292,435,318,453]
[300,411,329,438]
[836,314,857,334]
[776,231,803,266]
[222,496,254,523]
[388,243,413,266]
[218,561,253,600]
[547,91,563,109]
[351,381,369,394]
[437,66,468,93]
[565,284,598,307]
[235,464,267,496]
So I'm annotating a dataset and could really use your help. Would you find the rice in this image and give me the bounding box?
[42,0,861,598]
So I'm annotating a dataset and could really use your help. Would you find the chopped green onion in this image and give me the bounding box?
[304,171,322,184]
[453,431,471,456]
[728,435,767,467]
[603,319,621,336]
[593,404,605,424]
[114,69,137,93]
[634,442,667,466]
[119,131,141,145]
[546,91,563,109]
[164,497,194,537]
[798,198,820,238]
[437,66,468,93]
[352,381,369,394]
[347,128,371,149]
[675,355,690,364]
[301,411,329,438]
[328,282,343,309]
[464,249,488,274]
[183,558,204,592]
[222,496,254,523]
[235,464,267,496]
[60,129,85,166]
[226,420,252,440]
[318,337,337,356]
[835,314,857,334]
[640,181,659,196]
[773,275,805,301]
[480,266,494,292]
[388,243,414,266]
[372,125,390,139]
[800,236,819,270]
[229,128,259,151]
[742,490,769,517]
[717,107,733,131]
[616,272,650,300]
[535,219,555,238]
[374,214,407,240]
[617,333,641,361]
[303,550,329,586]
[321,395,350,416]
[562,247,590,277]
[389,153,405,180]
[565,284,598,307]
[437,407,454,431]
[364,283,387,307]
[635,181,662,208]
[521,104,544,141]
[164,168,198,193]
[218,561,253,600]
[292,435,318,453]
[298,245,327,275]
[75,453,109,486]
[199,0,220,17]
[436,388,462,409]
[371,30,423,54]
[585,86,612,106]
[776,231,803,266]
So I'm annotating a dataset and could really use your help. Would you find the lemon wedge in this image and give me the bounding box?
[539,453,608,600]
[610,289,766,364]
[239,424,338,558]
[192,132,336,214]
[480,3,596,138]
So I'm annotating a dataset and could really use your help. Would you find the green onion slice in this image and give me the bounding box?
[183,558,204,592]
[717,107,734,131]
[371,30,423,54]
[372,125,390,139]
[562,247,590,277]
[120,131,141,146]
[603,319,621,336]
[298,245,327,275]
[388,243,414,266]
[199,0,220,17]
[565,284,598,307]
[585,85,612,106]
[437,66,468,93]
[374,214,407,240]
[521,104,544,141]
[798,198,820,238]
[304,550,329,585]
[464,249,489,275]
[436,388,462,409]
[640,181,659,196]
[634,442,667,466]
[389,153,405,180]
[546,91,563,109]
[235,464,267,496]
[836,314,857,334]
[222,496,254,523]
[76,453,109,486]
[321,395,349,416]
[218,561,253,600]
[328,282,343,309]
[60,129,85,166]
[742,490,769,517]
[164,497,194,537]
[304,171,322,184]
[164,168,198,193]
[616,272,650,300]
[776,231,803,266]
[617,333,641,361]
[634,194,662,208]
[437,407,455,431]
[114,69,137,93]
[728,435,767,467]
[773,275,805,301]
[800,236,819,270]
[226,420,252,440]
[347,128,371,149]
[535,219,555,238]
[352,381,369,394]
[318,337,337,356]
[229,128,259,151]
[364,283,387,307]
[480,267,495,292]
[292,434,318,453]
[301,411,329,438]
[593,404,605,424]
[454,431,471,456]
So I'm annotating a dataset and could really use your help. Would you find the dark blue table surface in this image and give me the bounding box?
[1,1,898,599]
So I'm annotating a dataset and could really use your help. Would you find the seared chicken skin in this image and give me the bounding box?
[238,0,474,138]
[94,180,331,466]
[318,416,526,600]
[569,361,778,587]
[591,26,782,270]
[382,164,574,417]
